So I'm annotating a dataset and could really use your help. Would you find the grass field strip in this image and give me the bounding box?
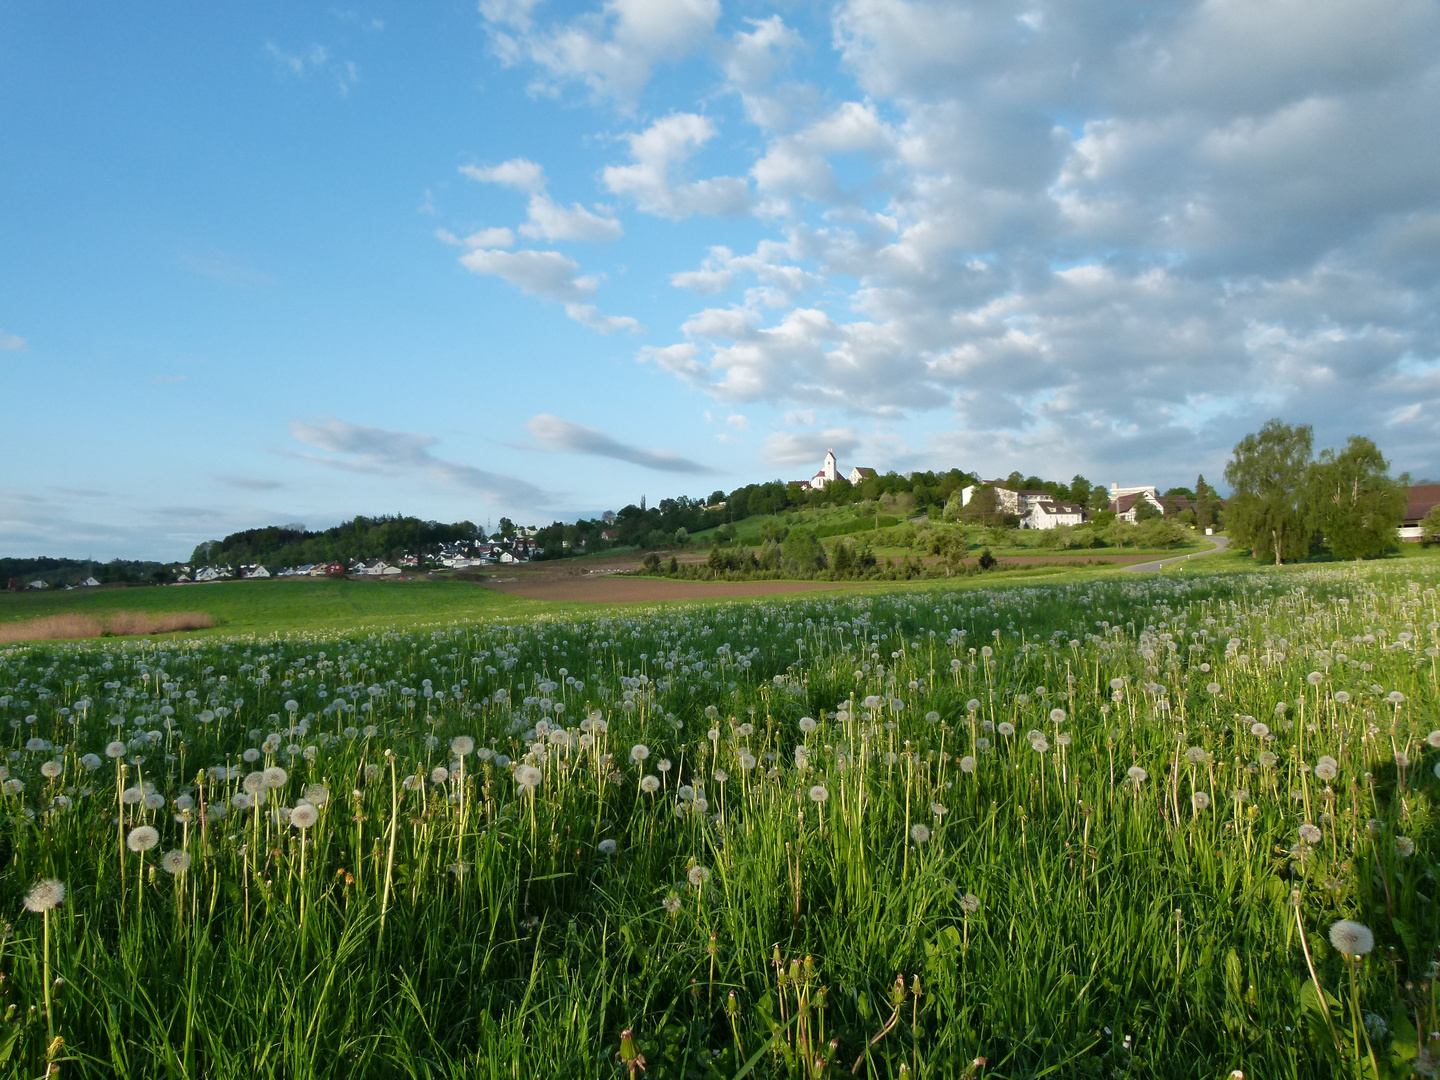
[0,564,1437,1077]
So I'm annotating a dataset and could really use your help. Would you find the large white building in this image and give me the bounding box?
[800,450,874,490]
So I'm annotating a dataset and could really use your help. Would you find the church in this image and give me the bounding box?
[799,450,875,490]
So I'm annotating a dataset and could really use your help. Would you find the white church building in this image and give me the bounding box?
[802,450,875,490]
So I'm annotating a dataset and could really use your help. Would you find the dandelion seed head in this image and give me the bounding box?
[688,865,710,888]
[126,825,160,852]
[1298,823,1322,844]
[1328,920,1374,957]
[808,784,829,803]
[1192,791,1211,810]
[161,850,191,874]
[289,803,319,829]
[1396,836,1415,857]
[1127,766,1148,784]
[630,743,650,764]
[910,823,931,844]
[960,893,979,914]
[640,774,661,793]
[1315,756,1338,781]
[23,879,65,912]
[598,839,617,855]
[450,735,474,757]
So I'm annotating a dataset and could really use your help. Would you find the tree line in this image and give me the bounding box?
[1224,421,1411,563]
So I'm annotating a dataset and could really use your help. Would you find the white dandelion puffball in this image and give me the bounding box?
[1127,766,1148,784]
[127,825,160,852]
[1049,708,1066,723]
[515,764,542,792]
[1249,722,1270,738]
[966,699,980,713]
[40,760,63,779]
[808,784,829,803]
[262,766,289,789]
[1315,756,1339,781]
[301,784,329,807]
[1259,751,1279,768]
[105,741,126,759]
[925,711,940,724]
[960,893,980,914]
[630,744,650,764]
[959,756,976,773]
[242,772,266,794]
[1307,671,1323,686]
[242,748,260,763]
[910,823,931,844]
[430,767,449,785]
[640,774,661,794]
[450,735,474,757]
[688,865,710,888]
[1192,791,1211,811]
[1329,920,1374,957]
[1334,691,1351,705]
[1298,823,1322,844]
[161,850,192,875]
[1395,836,1415,857]
[998,722,1015,737]
[24,879,66,912]
[598,839,617,855]
[289,803,320,829]
[80,753,102,771]
[798,717,818,734]
[120,786,144,805]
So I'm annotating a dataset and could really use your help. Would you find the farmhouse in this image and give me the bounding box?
[1025,499,1086,530]
[1400,484,1440,541]
[1109,484,1165,522]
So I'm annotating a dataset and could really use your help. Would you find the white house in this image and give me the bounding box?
[1109,484,1164,522]
[243,565,270,579]
[195,567,225,582]
[1025,499,1086,530]
[77,576,100,587]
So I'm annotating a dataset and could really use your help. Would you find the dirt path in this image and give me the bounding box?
[1121,535,1229,572]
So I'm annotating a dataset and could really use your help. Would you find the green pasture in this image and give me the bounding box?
[0,577,542,635]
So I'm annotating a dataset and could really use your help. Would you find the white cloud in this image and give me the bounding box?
[520,193,623,242]
[288,417,548,504]
[762,428,860,467]
[485,0,721,105]
[460,158,547,192]
[725,414,750,430]
[458,247,597,302]
[602,114,750,219]
[525,414,715,473]
[564,303,642,334]
[637,343,706,380]
[0,330,27,351]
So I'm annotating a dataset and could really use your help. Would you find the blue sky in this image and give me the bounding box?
[3,0,1438,560]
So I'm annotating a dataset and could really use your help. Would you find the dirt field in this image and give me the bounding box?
[466,549,1154,603]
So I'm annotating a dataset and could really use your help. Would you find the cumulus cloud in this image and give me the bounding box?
[462,159,623,241]
[0,330,27,351]
[602,114,750,219]
[459,247,596,302]
[525,414,715,473]
[288,417,548,504]
[762,428,860,468]
[476,0,1440,481]
[483,0,721,105]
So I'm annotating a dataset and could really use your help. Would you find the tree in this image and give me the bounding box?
[1420,505,1440,546]
[1133,495,1163,522]
[497,517,516,540]
[1224,419,1314,564]
[943,490,966,521]
[1303,436,1406,560]
[781,527,826,574]
[1069,475,1095,508]
[1194,475,1219,529]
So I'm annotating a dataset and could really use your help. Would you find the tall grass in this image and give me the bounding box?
[0,562,1436,1077]
[0,611,214,643]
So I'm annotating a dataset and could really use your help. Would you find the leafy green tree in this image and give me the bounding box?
[1133,495,1163,522]
[942,490,966,521]
[1224,419,1314,564]
[1420,505,1440,546]
[1068,475,1095,508]
[1303,436,1406,560]
[781,527,826,573]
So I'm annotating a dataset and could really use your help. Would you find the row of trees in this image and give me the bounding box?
[193,516,481,569]
[1224,421,1408,563]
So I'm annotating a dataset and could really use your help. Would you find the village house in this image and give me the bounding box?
[1109,484,1165,523]
[1400,484,1440,541]
[1024,499,1086,530]
[959,481,1055,523]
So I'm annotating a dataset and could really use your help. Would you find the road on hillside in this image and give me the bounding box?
[1121,534,1230,573]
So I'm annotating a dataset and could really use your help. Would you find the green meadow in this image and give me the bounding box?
[1,556,1438,1078]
